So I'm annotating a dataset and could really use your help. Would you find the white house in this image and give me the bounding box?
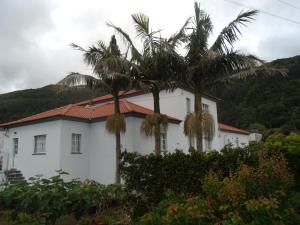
[0,88,253,184]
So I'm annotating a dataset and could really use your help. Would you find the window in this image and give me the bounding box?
[235,137,239,147]
[188,136,195,148]
[186,98,191,114]
[71,134,81,154]
[186,98,194,147]
[204,136,212,151]
[34,135,46,154]
[202,103,209,112]
[13,138,18,154]
[0,156,3,171]
[160,127,167,152]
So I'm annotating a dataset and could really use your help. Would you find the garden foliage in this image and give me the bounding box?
[0,171,125,225]
[140,155,300,225]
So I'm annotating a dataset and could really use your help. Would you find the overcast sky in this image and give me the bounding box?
[0,0,299,94]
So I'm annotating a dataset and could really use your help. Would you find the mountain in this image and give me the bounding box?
[0,85,104,124]
[0,56,299,133]
[211,55,300,134]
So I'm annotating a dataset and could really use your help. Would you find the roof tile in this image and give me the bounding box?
[218,123,250,135]
[1,100,180,127]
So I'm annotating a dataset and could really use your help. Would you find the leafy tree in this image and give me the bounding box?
[108,14,186,154]
[59,35,132,184]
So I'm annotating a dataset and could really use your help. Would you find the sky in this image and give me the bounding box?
[0,0,300,94]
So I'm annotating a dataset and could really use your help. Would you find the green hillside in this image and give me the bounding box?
[0,85,103,124]
[0,56,299,134]
[212,55,300,133]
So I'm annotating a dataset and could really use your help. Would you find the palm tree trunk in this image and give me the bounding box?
[114,94,121,184]
[195,93,203,152]
[152,89,161,155]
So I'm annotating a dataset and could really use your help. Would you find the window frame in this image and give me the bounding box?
[160,126,168,152]
[71,133,82,154]
[0,156,3,171]
[202,103,209,112]
[186,98,191,114]
[13,138,18,155]
[33,135,46,154]
[204,136,212,151]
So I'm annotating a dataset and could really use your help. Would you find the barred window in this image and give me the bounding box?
[161,127,167,151]
[34,135,46,154]
[13,138,18,154]
[71,134,81,154]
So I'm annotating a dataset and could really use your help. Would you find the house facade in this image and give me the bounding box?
[0,88,254,184]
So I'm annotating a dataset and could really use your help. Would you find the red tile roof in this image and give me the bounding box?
[0,100,180,127]
[76,89,220,106]
[75,89,146,106]
[218,123,250,135]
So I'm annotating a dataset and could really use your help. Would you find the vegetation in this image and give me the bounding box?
[0,171,126,225]
[213,55,300,134]
[182,3,264,152]
[0,132,299,224]
[140,155,299,225]
[0,2,299,223]
[108,13,186,155]
[59,35,132,184]
[0,55,297,135]
[0,85,102,124]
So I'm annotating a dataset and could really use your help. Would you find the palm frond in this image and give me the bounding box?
[227,64,288,80]
[70,43,86,52]
[106,114,126,134]
[186,3,213,63]
[132,13,150,39]
[140,114,168,137]
[168,17,191,48]
[58,72,98,87]
[210,10,258,54]
[107,22,142,61]
[184,111,215,141]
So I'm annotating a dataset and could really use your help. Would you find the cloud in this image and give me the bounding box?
[0,0,300,93]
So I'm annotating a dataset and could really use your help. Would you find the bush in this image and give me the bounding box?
[0,171,125,225]
[120,144,260,215]
[139,155,299,225]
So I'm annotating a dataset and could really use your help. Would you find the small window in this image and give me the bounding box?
[34,135,46,154]
[202,103,209,112]
[186,98,191,114]
[204,136,212,151]
[13,138,18,154]
[160,127,167,152]
[188,135,194,148]
[71,134,81,154]
[0,156,3,171]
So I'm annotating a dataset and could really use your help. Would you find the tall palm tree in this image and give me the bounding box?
[183,2,284,152]
[59,35,131,184]
[108,14,187,155]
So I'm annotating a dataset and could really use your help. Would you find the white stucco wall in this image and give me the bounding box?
[59,120,90,180]
[1,88,253,184]
[218,130,250,149]
[0,131,4,152]
[3,121,62,179]
[125,88,220,151]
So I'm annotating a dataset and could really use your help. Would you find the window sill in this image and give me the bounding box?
[32,153,46,155]
[71,152,82,155]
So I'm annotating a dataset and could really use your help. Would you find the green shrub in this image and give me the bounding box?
[0,171,125,225]
[139,155,299,225]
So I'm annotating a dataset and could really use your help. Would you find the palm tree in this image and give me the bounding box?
[183,2,284,152]
[108,14,187,155]
[59,35,131,183]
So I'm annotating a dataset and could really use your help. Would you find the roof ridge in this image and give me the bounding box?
[121,100,132,112]
[62,104,73,115]
[89,107,95,120]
